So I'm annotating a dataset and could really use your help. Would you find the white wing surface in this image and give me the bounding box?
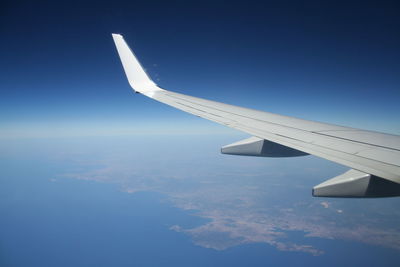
[112,33,400,198]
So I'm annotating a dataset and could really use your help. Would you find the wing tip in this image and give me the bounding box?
[111,33,124,40]
[112,33,163,97]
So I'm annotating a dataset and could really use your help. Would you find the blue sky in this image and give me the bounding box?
[1,0,400,138]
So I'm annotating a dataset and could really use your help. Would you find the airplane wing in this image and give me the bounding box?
[112,33,400,198]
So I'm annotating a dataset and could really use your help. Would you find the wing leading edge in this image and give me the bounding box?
[111,33,400,198]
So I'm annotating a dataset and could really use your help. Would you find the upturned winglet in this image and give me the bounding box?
[112,33,160,95]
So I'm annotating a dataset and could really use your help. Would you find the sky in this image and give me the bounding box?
[1,0,400,138]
